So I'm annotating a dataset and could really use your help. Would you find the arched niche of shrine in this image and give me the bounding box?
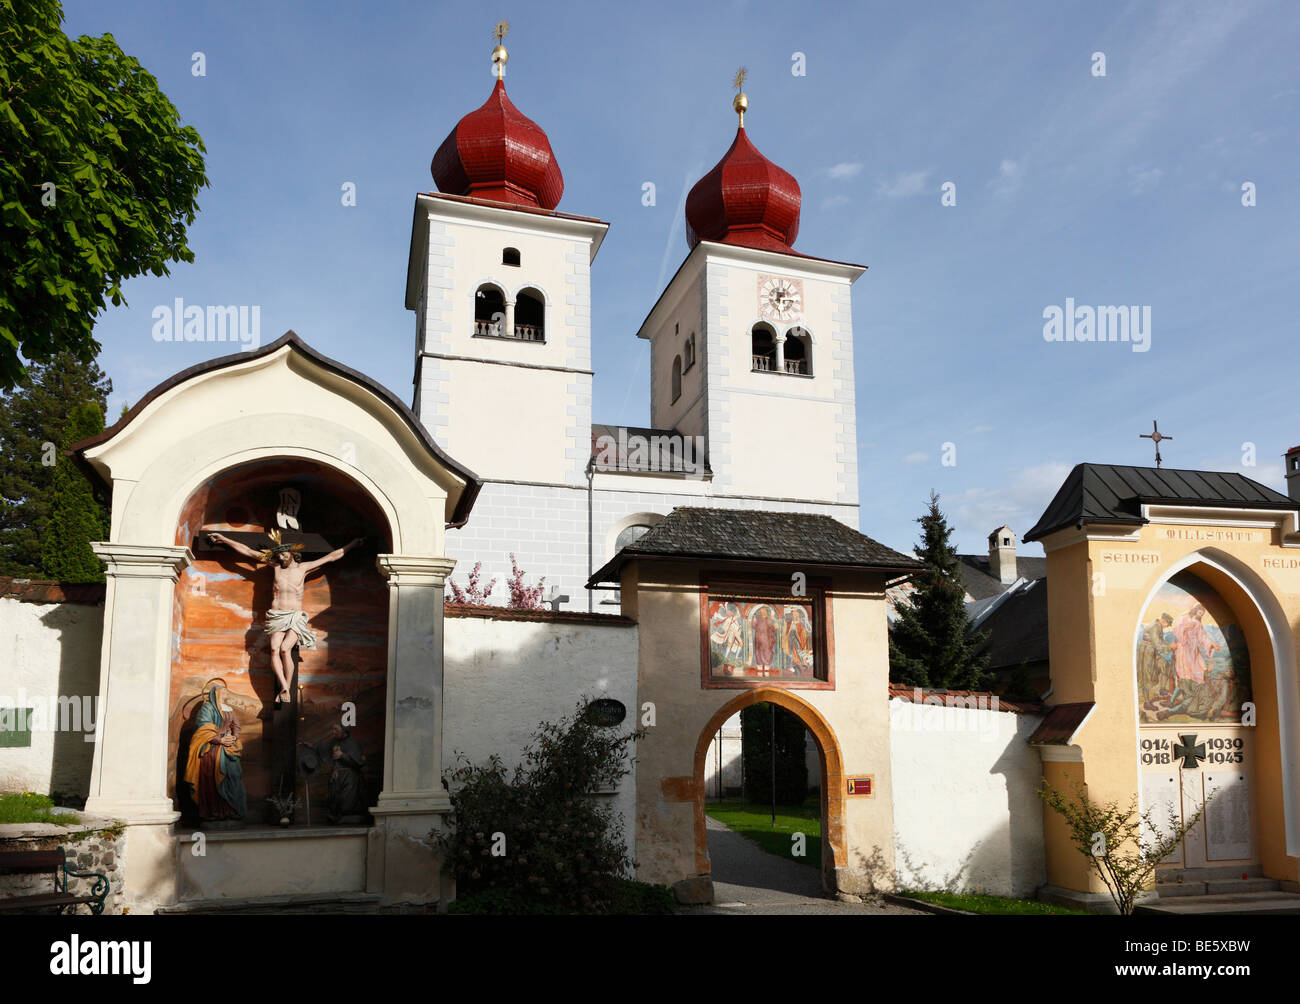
[1134,568,1259,870]
[166,457,393,825]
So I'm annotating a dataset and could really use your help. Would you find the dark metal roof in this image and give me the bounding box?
[1024,463,1297,542]
[69,331,483,526]
[587,506,924,585]
[958,554,1047,601]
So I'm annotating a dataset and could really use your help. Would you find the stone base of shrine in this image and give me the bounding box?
[1038,883,1159,914]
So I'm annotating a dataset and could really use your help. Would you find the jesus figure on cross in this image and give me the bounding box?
[206,529,364,704]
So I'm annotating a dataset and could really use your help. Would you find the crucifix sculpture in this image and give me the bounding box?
[205,528,364,704]
[1140,419,1173,469]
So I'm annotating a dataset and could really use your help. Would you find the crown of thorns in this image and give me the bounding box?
[259,529,304,562]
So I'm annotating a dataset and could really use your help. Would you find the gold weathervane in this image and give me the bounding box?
[492,20,510,79]
[1140,419,1173,469]
[733,67,748,127]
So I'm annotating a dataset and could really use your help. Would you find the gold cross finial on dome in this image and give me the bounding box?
[732,67,748,127]
[492,20,510,80]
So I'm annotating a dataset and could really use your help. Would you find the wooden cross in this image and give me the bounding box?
[1141,419,1173,468]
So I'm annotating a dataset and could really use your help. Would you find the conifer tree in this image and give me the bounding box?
[0,351,112,578]
[40,400,108,582]
[888,491,990,689]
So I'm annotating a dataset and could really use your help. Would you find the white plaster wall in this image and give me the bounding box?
[442,615,639,862]
[0,597,102,798]
[888,699,1046,898]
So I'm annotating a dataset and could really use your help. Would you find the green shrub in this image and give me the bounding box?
[435,701,642,914]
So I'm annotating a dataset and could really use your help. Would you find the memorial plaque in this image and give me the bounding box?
[1141,772,1184,865]
[1204,772,1252,861]
[846,776,873,797]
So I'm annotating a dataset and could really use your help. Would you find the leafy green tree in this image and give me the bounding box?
[40,400,107,581]
[888,491,990,689]
[741,703,809,806]
[0,351,111,578]
[0,0,208,387]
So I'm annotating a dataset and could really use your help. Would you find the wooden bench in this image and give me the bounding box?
[0,848,109,915]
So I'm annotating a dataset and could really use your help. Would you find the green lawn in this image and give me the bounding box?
[706,799,821,870]
[0,792,79,826]
[902,889,1091,915]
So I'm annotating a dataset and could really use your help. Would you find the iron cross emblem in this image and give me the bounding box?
[1140,419,1173,469]
[1173,734,1206,769]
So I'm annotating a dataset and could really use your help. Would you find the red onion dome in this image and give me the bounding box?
[685,115,801,253]
[431,78,564,211]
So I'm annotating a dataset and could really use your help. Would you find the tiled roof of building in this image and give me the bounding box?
[977,578,1049,671]
[1026,703,1096,746]
[0,576,105,605]
[1024,463,1296,542]
[587,507,923,585]
[957,553,1047,601]
[589,424,710,475]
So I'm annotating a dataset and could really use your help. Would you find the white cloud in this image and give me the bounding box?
[827,162,863,180]
[902,451,930,465]
[968,424,995,435]
[876,169,930,199]
[987,159,1023,198]
[821,194,850,210]
[1128,166,1164,195]
[946,461,1073,548]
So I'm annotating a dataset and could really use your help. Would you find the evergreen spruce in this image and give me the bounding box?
[40,401,108,582]
[888,491,990,689]
[0,351,112,579]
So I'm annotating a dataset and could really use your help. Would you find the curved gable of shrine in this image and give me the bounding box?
[71,331,481,556]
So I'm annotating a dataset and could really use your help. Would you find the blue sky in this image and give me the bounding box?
[60,0,1300,557]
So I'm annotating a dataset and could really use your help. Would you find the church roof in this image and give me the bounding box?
[977,577,1049,671]
[1024,463,1297,542]
[587,507,923,585]
[431,78,564,211]
[686,123,801,253]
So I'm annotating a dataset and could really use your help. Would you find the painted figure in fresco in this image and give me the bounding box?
[207,529,364,704]
[1137,612,1175,711]
[1171,604,1219,685]
[184,682,246,825]
[310,723,368,824]
[752,607,777,671]
[784,607,813,674]
[710,603,745,669]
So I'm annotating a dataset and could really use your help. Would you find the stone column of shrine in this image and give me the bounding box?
[368,553,457,904]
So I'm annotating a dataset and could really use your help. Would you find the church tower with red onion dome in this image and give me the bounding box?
[635,72,865,516]
[405,24,608,503]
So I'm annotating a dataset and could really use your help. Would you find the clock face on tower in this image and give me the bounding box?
[757,275,803,323]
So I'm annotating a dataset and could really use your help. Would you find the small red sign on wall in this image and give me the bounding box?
[846,776,874,797]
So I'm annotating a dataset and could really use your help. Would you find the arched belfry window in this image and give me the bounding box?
[671,355,682,403]
[785,327,812,375]
[514,288,545,341]
[474,284,506,337]
[751,323,777,372]
[503,247,521,267]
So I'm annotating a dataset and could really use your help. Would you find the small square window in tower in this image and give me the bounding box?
[503,247,521,267]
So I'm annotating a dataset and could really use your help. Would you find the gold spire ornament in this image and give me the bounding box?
[492,20,510,79]
[732,66,748,127]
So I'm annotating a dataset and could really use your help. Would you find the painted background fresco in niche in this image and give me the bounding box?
[1134,569,1252,725]
[708,597,816,679]
[167,459,391,823]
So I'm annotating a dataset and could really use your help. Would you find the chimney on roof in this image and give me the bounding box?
[1286,446,1300,503]
[988,525,1017,585]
